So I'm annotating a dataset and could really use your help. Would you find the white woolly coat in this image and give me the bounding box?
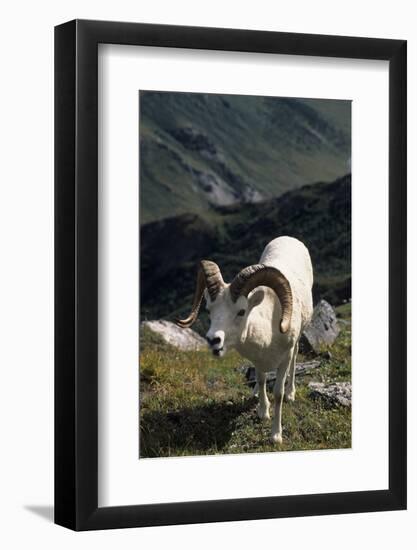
[235,236,313,371]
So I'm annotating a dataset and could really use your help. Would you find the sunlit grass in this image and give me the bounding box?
[139,308,351,458]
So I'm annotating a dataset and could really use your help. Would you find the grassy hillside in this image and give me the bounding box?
[139,304,351,457]
[140,174,351,328]
[140,91,351,223]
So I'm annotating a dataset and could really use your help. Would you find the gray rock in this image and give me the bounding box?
[243,360,321,391]
[300,300,340,354]
[308,381,351,407]
[244,367,276,390]
[295,360,322,375]
[141,320,207,351]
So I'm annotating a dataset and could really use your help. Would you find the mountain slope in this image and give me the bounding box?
[140,174,351,326]
[139,92,351,223]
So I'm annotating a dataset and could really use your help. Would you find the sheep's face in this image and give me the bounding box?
[205,286,264,358]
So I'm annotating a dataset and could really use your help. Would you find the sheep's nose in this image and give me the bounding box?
[206,336,221,346]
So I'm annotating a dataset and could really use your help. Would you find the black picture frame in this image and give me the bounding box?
[55,19,407,531]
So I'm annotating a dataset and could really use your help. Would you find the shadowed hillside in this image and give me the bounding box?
[140,91,351,223]
[140,174,351,329]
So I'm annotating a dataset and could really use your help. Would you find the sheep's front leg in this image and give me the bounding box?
[271,351,292,444]
[285,341,298,402]
[271,366,287,444]
[256,369,270,420]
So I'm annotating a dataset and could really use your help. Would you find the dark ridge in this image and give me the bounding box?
[141,174,351,327]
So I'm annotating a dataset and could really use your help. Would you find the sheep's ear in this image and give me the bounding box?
[248,288,264,309]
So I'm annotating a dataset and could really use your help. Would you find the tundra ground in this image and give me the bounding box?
[139,304,351,458]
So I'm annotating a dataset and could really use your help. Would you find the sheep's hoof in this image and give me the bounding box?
[257,404,270,421]
[271,432,283,445]
[285,390,296,402]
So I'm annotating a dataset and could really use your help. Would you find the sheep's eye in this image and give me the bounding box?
[237,309,246,317]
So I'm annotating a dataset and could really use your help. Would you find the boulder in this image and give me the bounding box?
[300,300,340,354]
[308,381,351,407]
[141,320,207,351]
[244,366,276,391]
[243,360,321,391]
[295,360,322,375]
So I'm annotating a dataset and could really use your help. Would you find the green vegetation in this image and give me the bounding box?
[139,304,351,458]
[335,301,352,319]
[140,91,351,223]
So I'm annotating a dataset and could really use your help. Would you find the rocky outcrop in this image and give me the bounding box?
[308,381,351,407]
[243,360,321,391]
[295,360,322,375]
[141,320,207,351]
[300,300,340,354]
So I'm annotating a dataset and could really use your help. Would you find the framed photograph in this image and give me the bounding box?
[55,19,406,530]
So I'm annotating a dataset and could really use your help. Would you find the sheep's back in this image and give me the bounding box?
[260,236,314,330]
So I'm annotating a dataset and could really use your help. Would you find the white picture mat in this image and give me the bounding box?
[98,44,389,507]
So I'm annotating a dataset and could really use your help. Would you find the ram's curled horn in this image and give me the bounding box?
[175,260,225,329]
[229,264,293,333]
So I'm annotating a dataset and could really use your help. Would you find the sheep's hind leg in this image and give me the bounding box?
[256,369,270,421]
[285,341,298,402]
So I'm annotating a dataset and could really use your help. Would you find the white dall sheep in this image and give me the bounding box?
[176,236,314,444]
